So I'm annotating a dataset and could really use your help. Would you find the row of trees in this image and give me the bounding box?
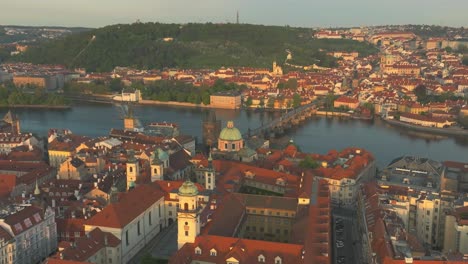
[142,79,245,105]
[414,85,464,104]
[0,83,68,106]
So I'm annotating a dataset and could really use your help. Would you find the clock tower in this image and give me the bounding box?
[177,179,201,249]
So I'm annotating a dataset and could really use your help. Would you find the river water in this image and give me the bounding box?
[1,103,467,167]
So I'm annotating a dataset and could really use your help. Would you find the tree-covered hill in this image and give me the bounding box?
[14,22,378,72]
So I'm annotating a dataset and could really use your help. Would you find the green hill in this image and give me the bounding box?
[14,23,378,72]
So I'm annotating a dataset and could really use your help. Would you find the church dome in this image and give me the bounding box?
[178,180,198,196]
[219,121,242,141]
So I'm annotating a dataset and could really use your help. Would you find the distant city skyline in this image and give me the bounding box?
[1,0,467,28]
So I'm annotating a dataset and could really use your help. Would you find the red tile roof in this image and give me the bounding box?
[170,235,305,264]
[85,184,164,228]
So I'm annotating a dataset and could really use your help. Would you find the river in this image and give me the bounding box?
[1,103,467,167]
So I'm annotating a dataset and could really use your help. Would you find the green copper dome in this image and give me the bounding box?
[178,180,198,196]
[219,121,242,141]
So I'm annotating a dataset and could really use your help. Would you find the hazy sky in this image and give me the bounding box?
[1,0,467,28]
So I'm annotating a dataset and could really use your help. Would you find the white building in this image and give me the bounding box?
[112,89,141,102]
[443,206,468,255]
[0,205,57,264]
[0,133,39,154]
[84,184,166,264]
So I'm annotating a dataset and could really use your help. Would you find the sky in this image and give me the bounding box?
[1,0,467,28]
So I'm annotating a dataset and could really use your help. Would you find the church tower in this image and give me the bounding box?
[2,110,20,134]
[150,149,164,182]
[123,106,136,131]
[177,180,201,249]
[272,61,283,76]
[202,110,221,149]
[205,151,215,190]
[126,150,140,190]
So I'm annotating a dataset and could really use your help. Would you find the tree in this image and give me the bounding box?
[109,78,123,92]
[140,253,168,264]
[459,115,468,128]
[267,96,275,108]
[201,91,210,105]
[259,98,265,108]
[362,102,375,114]
[299,156,319,169]
[245,97,252,107]
[414,84,428,103]
[285,78,298,90]
[292,93,301,108]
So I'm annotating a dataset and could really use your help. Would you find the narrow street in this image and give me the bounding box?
[332,208,363,264]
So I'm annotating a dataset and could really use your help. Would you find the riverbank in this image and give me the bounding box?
[139,99,212,108]
[0,104,71,109]
[382,117,468,137]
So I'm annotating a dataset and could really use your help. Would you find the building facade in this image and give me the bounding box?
[0,205,57,264]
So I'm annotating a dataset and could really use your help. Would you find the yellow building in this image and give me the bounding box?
[58,157,87,180]
[210,91,242,109]
[383,63,421,77]
[13,75,47,88]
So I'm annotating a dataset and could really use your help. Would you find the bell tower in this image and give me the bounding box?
[126,150,139,190]
[205,151,215,190]
[150,150,164,182]
[177,180,201,249]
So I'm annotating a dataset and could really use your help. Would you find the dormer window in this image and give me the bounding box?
[276,178,285,186]
[258,254,265,262]
[195,247,202,255]
[210,248,217,256]
[275,256,282,264]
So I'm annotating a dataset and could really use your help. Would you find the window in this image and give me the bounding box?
[137,221,141,235]
[184,203,189,211]
[185,231,189,236]
[129,167,133,173]
[224,143,228,149]
[232,143,235,149]
[153,168,157,174]
[195,247,202,255]
[275,256,282,264]
[258,254,265,262]
[149,212,152,226]
[210,249,217,256]
[125,230,129,246]
[208,178,211,184]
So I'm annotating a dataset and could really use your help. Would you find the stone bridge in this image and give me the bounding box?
[244,100,322,139]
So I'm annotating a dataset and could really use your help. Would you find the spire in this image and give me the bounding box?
[34,178,41,196]
[208,149,213,168]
